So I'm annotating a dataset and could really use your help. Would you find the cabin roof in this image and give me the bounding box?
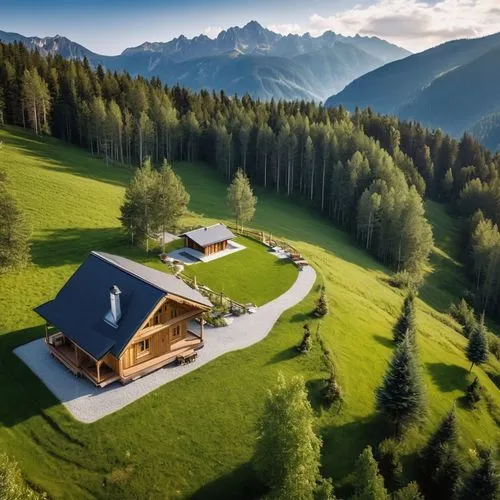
[34,252,211,360]
[181,223,235,247]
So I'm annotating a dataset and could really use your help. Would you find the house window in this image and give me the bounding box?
[137,338,150,357]
[171,307,178,319]
[171,325,181,339]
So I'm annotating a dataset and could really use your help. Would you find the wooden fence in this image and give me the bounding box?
[178,272,248,312]
[227,224,305,261]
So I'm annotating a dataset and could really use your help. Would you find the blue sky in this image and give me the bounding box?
[1,0,499,54]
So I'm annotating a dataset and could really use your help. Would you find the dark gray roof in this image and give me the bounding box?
[95,252,211,308]
[181,223,235,247]
[34,252,211,360]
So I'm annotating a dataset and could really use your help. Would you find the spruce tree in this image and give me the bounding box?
[0,173,30,271]
[393,291,417,345]
[466,320,488,372]
[461,449,499,500]
[420,408,462,499]
[352,446,389,500]
[376,335,426,435]
[227,168,257,229]
[253,373,322,499]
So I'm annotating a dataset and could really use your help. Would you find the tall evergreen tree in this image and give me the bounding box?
[227,169,257,229]
[393,291,417,345]
[376,336,426,435]
[466,319,488,372]
[352,446,389,500]
[420,408,462,499]
[253,373,322,500]
[461,449,499,500]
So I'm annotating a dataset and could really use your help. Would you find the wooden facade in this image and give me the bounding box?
[185,236,229,256]
[46,296,208,387]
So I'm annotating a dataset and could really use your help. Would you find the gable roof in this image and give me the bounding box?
[34,252,211,360]
[181,223,235,247]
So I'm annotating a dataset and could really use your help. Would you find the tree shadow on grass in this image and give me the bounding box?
[30,227,149,268]
[426,362,469,393]
[3,128,131,189]
[0,326,59,427]
[320,414,390,497]
[373,334,394,349]
[265,346,298,365]
[289,312,312,323]
[191,461,264,500]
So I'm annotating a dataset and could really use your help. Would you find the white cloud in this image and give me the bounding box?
[308,0,500,52]
[203,26,223,39]
[267,23,302,35]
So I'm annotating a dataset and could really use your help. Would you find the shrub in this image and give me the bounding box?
[449,298,475,326]
[298,323,312,353]
[393,482,423,499]
[487,332,500,360]
[390,271,423,290]
[377,438,403,491]
[0,453,45,499]
[466,377,482,407]
[313,288,329,317]
[323,370,343,407]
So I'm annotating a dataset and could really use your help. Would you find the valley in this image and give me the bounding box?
[0,126,498,498]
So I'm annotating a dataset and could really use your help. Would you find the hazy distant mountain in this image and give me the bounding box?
[326,31,500,143]
[0,21,411,101]
[469,112,500,152]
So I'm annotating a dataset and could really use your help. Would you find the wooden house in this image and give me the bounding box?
[181,223,235,256]
[34,251,212,387]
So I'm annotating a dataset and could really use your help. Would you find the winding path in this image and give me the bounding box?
[15,266,316,423]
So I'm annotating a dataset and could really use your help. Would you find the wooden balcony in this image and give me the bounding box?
[46,333,119,387]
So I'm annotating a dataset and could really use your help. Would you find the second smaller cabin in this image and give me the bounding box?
[181,223,235,256]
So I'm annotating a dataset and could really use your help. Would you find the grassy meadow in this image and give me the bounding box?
[0,126,498,499]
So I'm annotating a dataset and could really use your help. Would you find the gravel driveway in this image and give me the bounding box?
[14,265,316,423]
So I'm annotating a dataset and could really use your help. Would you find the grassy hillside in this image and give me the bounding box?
[0,126,498,499]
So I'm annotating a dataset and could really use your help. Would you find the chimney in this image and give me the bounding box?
[105,285,122,327]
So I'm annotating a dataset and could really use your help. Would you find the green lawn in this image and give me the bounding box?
[181,236,297,306]
[0,126,498,499]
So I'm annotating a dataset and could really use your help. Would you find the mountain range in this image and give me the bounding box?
[0,21,411,101]
[326,31,500,150]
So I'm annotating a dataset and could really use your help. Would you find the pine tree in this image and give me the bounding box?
[420,408,462,499]
[352,446,389,500]
[227,169,257,229]
[466,320,488,372]
[376,336,426,435]
[0,174,31,271]
[393,291,417,345]
[461,449,499,500]
[253,373,322,499]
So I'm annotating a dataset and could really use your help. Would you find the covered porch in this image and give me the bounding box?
[45,331,119,387]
